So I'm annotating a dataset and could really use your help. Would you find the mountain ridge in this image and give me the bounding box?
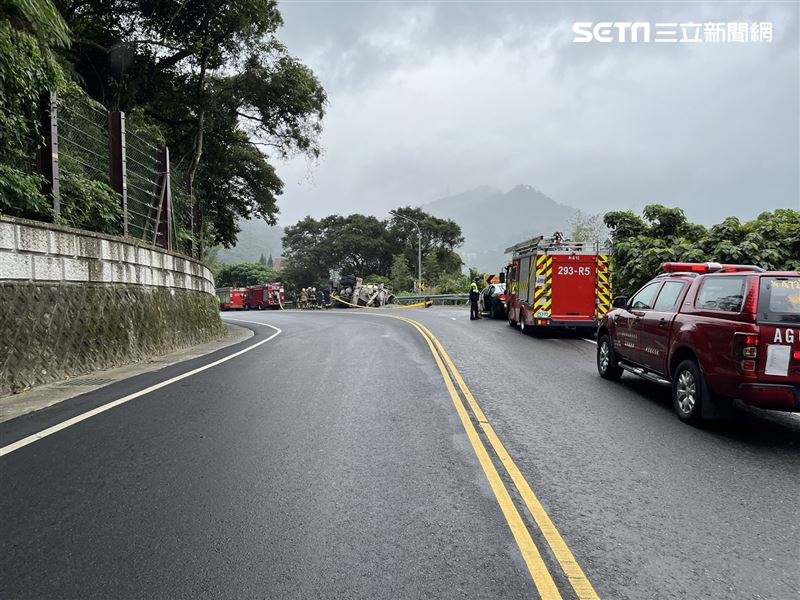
[422,184,578,273]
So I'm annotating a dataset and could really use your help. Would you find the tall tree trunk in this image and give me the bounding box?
[187,55,208,258]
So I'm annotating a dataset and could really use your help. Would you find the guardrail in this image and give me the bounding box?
[395,294,469,306]
[274,294,469,309]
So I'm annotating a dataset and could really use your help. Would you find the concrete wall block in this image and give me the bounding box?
[18,225,49,254]
[0,252,31,279]
[63,258,89,282]
[48,231,77,257]
[150,251,163,269]
[32,255,63,281]
[88,260,111,283]
[172,272,186,290]
[101,240,123,262]
[77,236,101,259]
[0,222,16,250]
[122,244,137,264]
[141,267,153,287]
[111,262,128,284]
[137,247,152,267]
[153,270,167,287]
[162,254,174,272]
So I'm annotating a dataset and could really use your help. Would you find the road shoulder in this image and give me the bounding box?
[0,322,253,423]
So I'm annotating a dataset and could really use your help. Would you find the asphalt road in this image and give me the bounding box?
[1,307,798,599]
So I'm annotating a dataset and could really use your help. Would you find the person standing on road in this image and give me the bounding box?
[470,278,482,320]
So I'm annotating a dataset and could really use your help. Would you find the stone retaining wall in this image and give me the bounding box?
[0,215,223,396]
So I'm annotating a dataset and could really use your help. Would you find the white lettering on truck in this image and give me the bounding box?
[773,329,796,344]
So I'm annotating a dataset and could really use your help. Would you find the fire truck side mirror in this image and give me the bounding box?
[612,296,628,309]
[499,272,505,283]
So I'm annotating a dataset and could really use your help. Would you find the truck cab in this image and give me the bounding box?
[597,262,800,424]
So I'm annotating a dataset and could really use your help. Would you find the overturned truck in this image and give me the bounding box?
[331,273,396,307]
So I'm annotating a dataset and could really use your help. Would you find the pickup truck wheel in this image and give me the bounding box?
[508,310,517,327]
[672,360,704,424]
[597,335,623,380]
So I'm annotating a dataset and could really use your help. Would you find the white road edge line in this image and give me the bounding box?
[0,321,281,458]
[582,338,597,345]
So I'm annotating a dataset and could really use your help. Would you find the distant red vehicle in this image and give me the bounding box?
[245,283,285,310]
[217,287,247,311]
[598,262,800,424]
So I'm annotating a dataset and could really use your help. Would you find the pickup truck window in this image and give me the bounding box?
[653,281,686,311]
[696,277,746,312]
[629,282,661,310]
[759,276,800,324]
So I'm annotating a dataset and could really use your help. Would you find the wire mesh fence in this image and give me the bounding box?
[41,90,193,254]
[126,123,162,243]
[170,163,194,256]
[57,93,110,187]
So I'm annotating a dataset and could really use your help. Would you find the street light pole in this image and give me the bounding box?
[390,211,423,296]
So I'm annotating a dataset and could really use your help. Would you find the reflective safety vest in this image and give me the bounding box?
[470,282,480,294]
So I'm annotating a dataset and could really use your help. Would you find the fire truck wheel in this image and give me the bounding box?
[597,335,623,380]
[672,360,705,425]
[518,309,527,333]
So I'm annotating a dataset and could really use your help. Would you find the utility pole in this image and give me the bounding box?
[390,211,423,296]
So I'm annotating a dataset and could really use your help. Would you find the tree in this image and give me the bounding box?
[56,0,327,250]
[259,253,267,265]
[570,211,608,242]
[388,206,464,273]
[281,208,465,291]
[215,262,277,287]
[267,254,274,269]
[604,205,800,296]
[390,254,412,293]
[0,0,67,218]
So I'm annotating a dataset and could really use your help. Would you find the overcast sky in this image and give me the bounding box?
[271,0,799,227]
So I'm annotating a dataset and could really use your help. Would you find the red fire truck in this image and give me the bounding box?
[217,287,247,311]
[505,234,612,333]
[244,283,285,310]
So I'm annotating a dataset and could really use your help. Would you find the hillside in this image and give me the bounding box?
[216,218,285,265]
[423,185,578,273]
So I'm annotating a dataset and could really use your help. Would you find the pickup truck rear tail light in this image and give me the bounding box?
[741,360,756,372]
[794,351,800,361]
[734,332,759,370]
[499,294,507,302]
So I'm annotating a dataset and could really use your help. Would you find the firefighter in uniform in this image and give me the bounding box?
[470,278,482,320]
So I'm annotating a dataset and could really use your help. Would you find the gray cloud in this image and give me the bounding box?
[273,1,799,227]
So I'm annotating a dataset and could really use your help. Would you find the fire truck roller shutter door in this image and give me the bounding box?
[534,254,553,318]
[518,256,532,305]
[596,255,611,319]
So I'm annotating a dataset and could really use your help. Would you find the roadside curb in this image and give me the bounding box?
[0,323,254,423]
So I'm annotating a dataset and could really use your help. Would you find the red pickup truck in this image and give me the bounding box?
[597,262,800,424]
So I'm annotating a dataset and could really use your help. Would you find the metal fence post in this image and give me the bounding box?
[37,91,60,220]
[186,173,202,259]
[155,147,174,251]
[108,111,128,236]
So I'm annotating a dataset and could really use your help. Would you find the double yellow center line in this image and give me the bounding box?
[360,311,600,600]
